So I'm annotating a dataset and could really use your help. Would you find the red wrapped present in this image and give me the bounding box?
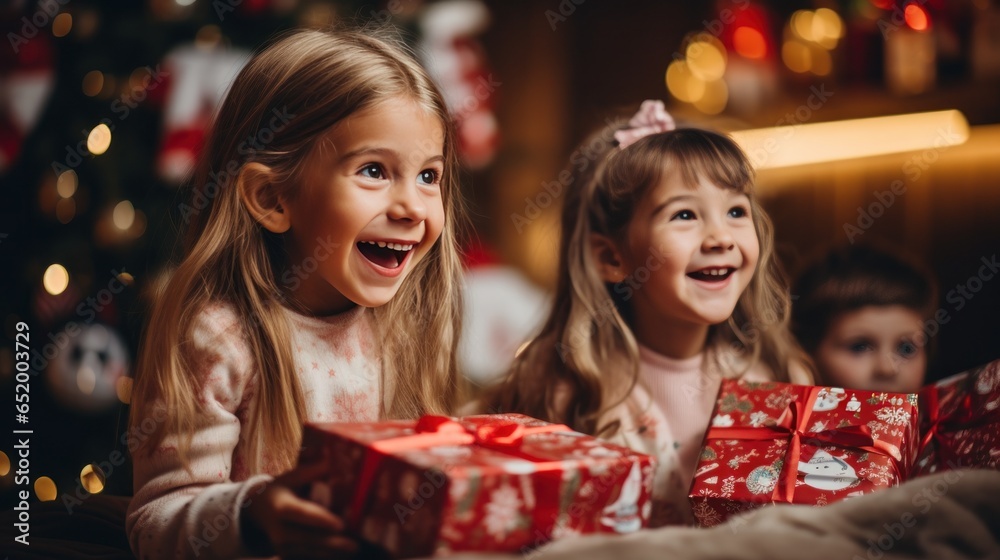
[915,359,1000,475]
[688,381,919,527]
[298,413,656,558]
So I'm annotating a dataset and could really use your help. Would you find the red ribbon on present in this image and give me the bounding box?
[919,377,1000,468]
[347,415,571,532]
[705,385,904,503]
[920,386,955,467]
[370,415,571,453]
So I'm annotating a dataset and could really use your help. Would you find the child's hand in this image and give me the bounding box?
[243,461,360,560]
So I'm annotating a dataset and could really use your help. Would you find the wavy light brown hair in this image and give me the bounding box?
[488,125,812,437]
[129,28,467,473]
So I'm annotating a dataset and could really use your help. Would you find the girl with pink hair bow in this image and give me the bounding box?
[483,100,813,526]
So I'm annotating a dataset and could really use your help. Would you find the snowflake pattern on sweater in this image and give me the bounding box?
[126,302,381,560]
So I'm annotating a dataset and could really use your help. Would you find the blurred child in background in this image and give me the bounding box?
[792,243,937,394]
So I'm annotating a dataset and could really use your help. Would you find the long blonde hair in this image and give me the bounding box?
[488,125,812,436]
[129,28,467,473]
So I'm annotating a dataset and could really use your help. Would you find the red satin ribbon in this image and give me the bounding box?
[919,381,1000,468]
[705,386,903,503]
[919,386,947,466]
[347,415,571,530]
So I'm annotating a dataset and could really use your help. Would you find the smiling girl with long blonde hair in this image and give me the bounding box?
[127,28,467,559]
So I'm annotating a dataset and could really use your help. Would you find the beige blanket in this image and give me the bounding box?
[444,469,1000,560]
[2,469,996,559]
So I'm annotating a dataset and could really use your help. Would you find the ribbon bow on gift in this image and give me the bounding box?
[705,384,904,503]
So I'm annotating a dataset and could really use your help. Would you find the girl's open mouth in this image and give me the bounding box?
[687,267,735,282]
[357,240,414,270]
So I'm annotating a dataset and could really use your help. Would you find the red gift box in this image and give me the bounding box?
[915,359,1000,475]
[688,381,919,527]
[298,413,656,558]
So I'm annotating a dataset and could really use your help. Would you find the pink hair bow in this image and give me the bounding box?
[613,100,676,150]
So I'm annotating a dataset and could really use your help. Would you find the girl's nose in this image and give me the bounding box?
[874,351,899,379]
[702,222,735,252]
[388,182,427,222]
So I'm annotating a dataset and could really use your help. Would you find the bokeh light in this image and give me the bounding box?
[782,40,812,73]
[686,35,726,81]
[814,8,844,40]
[733,27,767,59]
[666,60,706,103]
[43,264,70,296]
[693,79,729,115]
[87,124,112,155]
[52,13,72,37]
[56,170,78,198]
[791,10,816,42]
[905,4,930,31]
[113,201,136,230]
[35,477,57,501]
[790,9,843,51]
[80,464,106,494]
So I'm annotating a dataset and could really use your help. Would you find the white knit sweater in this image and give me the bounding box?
[126,302,381,560]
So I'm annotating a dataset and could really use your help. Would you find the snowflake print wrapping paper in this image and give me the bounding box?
[688,380,919,527]
[915,358,1000,476]
[298,413,656,558]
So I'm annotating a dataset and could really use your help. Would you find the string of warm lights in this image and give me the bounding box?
[0,451,110,500]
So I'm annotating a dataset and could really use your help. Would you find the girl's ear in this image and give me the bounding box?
[590,234,627,283]
[237,162,291,233]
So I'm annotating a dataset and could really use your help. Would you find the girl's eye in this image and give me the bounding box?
[418,169,440,185]
[897,340,919,358]
[671,210,696,221]
[848,341,873,354]
[359,163,385,180]
[728,206,749,218]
